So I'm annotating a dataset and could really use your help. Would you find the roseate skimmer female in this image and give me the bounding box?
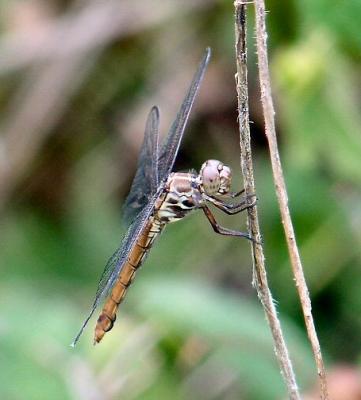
[72,48,255,346]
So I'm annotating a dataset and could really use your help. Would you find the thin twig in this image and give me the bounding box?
[253,0,329,398]
[234,2,301,399]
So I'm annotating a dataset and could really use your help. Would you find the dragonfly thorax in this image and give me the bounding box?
[199,159,232,196]
[155,172,202,224]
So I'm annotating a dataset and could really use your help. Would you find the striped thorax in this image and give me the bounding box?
[156,172,201,223]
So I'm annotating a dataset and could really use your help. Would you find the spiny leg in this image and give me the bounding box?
[201,205,254,241]
[203,193,257,215]
[228,189,245,198]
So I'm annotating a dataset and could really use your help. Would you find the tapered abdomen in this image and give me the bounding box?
[94,173,199,344]
[94,219,163,344]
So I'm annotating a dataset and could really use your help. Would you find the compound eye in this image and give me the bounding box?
[202,166,220,194]
[204,168,218,183]
[219,166,232,194]
[220,165,231,178]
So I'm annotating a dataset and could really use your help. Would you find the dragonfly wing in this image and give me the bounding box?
[158,48,211,183]
[122,106,160,225]
[71,197,157,346]
[72,49,211,346]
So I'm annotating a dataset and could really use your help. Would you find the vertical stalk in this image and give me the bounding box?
[234,2,301,398]
[252,0,329,398]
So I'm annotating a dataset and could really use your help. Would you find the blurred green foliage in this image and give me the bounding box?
[0,1,361,399]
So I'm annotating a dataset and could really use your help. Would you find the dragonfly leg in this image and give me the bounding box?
[201,205,254,241]
[228,188,245,198]
[204,193,257,215]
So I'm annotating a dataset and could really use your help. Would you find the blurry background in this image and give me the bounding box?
[0,1,360,399]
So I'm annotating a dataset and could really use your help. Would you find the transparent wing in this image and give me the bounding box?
[122,106,160,225]
[158,48,211,183]
[72,49,211,346]
[71,197,157,347]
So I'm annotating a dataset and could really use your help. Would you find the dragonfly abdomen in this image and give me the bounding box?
[94,174,203,343]
[94,218,164,344]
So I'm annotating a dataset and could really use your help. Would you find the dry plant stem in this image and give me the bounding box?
[234,3,301,399]
[253,0,329,398]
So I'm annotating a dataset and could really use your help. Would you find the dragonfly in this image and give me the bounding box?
[72,48,255,346]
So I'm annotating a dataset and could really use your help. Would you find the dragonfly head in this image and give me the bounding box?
[199,159,232,196]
